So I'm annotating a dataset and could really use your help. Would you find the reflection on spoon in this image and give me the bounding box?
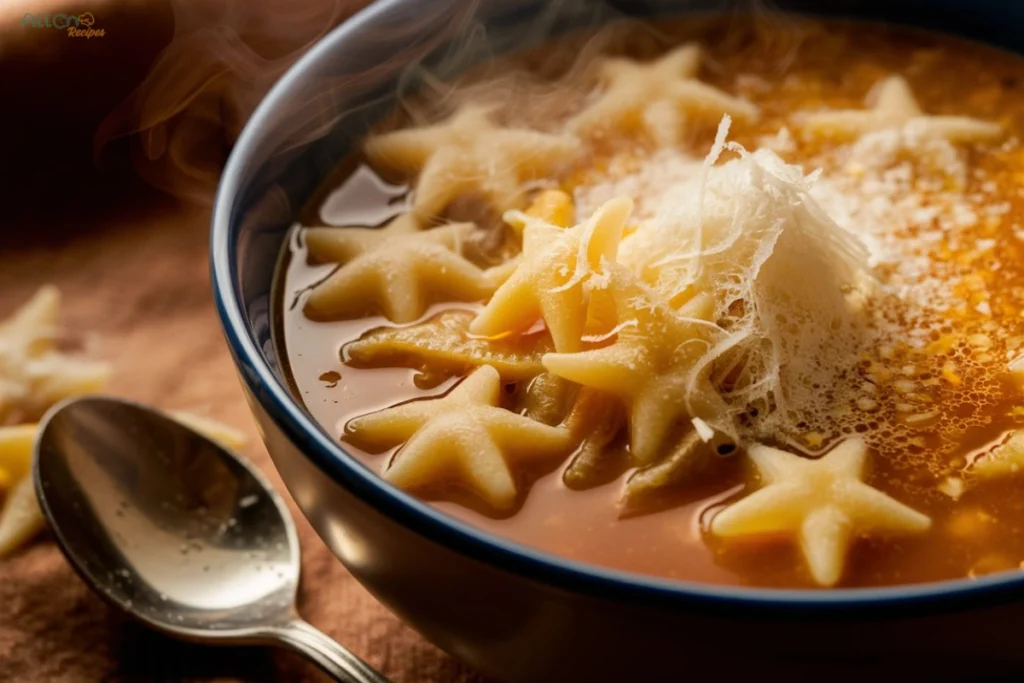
[34,395,389,683]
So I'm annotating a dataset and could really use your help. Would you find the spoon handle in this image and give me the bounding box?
[271,619,391,683]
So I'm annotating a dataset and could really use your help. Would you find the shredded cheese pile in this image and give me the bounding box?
[579,117,874,439]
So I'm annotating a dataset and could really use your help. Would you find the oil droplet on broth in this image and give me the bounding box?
[319,370,342,387]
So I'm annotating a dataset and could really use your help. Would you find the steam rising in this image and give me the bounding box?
[92,0,805,204]
[94,0,354,203]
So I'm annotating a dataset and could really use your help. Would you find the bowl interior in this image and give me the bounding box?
[212,0,1024,610]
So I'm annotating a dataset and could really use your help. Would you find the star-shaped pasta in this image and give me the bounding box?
[345,310,552,380]
[470,196,632,353]
[365,106,580,219]
[0,286,110,425]
[304,217,493,323]
[481,190,577,290]
[304,211,421,264]
[542,270,723,464]
[800,75,1001,143]
[710,438,931,587]
[346,365,572,511]
[569,44,759,147]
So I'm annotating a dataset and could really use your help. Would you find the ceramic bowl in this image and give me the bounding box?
[212,2,1024,680]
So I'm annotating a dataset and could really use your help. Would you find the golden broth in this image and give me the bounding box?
[278,18,1024,589]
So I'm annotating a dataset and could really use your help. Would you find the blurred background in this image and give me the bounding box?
[1,0,367,231]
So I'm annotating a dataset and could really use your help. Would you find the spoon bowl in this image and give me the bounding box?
[33,395,387,683]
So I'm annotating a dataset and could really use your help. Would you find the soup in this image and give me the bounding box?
[276,17,1024,589]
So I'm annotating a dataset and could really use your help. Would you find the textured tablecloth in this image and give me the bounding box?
[0,180,491,683]
[0,0,488,680]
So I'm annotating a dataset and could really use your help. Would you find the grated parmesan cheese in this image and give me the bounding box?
[575,102,1015,458]
[581,118,873,437]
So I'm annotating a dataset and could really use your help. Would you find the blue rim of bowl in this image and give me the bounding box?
[212,0,1024,617]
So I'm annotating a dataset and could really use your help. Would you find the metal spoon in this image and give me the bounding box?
[32,395,389,683]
